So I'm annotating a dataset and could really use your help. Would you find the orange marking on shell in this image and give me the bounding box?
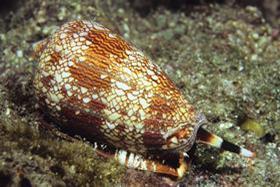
[150,96,175,113]
[69,58,111,90]
[49,51,61,64]
[86,29,132,59]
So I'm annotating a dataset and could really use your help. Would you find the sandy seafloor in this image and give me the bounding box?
[0,0,279,186]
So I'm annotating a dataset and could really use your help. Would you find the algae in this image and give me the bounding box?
[0,0,279,186]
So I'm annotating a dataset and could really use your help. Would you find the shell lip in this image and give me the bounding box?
[169,113,208,152]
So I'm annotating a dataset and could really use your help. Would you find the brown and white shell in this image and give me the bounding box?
[33,20,203,155]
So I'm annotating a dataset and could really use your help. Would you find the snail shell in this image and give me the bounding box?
[33,20,204,154]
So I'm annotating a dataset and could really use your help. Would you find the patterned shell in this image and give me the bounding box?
[33,20,200,154]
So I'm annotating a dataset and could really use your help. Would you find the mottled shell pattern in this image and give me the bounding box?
[33,20,201,155]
